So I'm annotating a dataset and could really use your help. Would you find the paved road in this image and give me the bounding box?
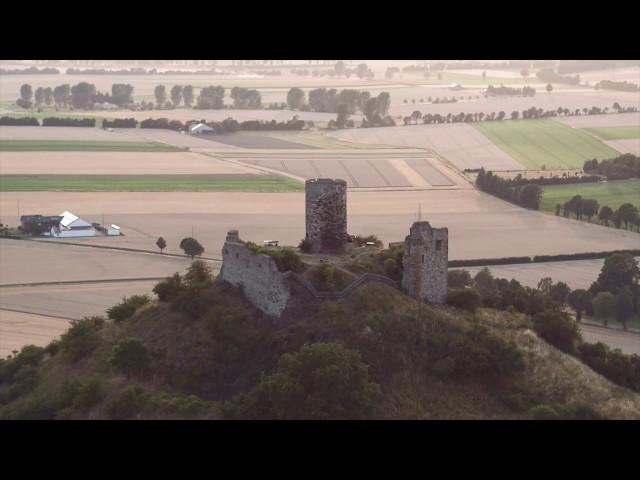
[579,324,640,355]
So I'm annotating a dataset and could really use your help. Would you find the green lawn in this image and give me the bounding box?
[540,179,640,212]
[474,119,621,170]
[583,126,640,140]
[0,175,304,192]
[0,140,183,152]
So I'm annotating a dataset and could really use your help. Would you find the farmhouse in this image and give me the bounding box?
[51,211,97,238]
[189,123,214,135]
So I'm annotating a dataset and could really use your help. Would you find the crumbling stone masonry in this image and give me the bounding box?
[401,221,448,304]
[305,178,348,253]
[218,230,291,318]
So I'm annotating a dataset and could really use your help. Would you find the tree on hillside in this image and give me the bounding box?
[593,292,616,326]
[592,254,640,296]
[170,85,183,107]
[598,206,614,226]
[156,237,166,255]
[615,287,634,329]
[227,342,381,420]
[183,85,194,107]
[109,337,151,380]
[580,199,600,222]
[518,184,542,210]
[184,259,213,287]
[474,267,497,297]
[448,269,472,288]
[550,282,571,306]
[532,310,581,354]
[180,237,204,259]
[287,87,305,110]
[154,85,167,107]
[617,203,639,229]
[567,289,592,322]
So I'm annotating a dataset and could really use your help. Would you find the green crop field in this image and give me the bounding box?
[583,126,640,140]
[540,179,640,213]
[0,175,304,192]
[474,119,621,170]
[0,140,183,152]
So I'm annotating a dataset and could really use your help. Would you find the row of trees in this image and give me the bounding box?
[1,67,60,74]
[17,82,134,110]
[597,80,639,93]
[485,85,536,97]
[558,195,640,231]
[584,154,640,180]
[285,87,391,116]
[475,169,542,209]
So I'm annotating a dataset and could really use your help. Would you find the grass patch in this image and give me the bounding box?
[583,126,640,140]
[0,140,183,152]
[540,179,640,212]
[474,119,621,170]
[0,175,304,192]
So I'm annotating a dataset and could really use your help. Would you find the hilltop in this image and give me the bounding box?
[1,260,639,420]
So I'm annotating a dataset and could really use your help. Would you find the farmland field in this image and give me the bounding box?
[0,151,261,175]
[473,119,621,169]
[0,175,303,192]
[0,139,183,151]
[604,139,640,155]
[328,123,524,171]
[539,179,640,213]
[2,190,639,261]
[584,126,640,140]
[554,112,640,128]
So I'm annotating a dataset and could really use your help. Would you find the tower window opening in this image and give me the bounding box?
[436,240,442,251]
[422,254,425,264]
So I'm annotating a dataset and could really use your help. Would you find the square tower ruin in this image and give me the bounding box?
[401,221,448,304]
[305,178,348,253]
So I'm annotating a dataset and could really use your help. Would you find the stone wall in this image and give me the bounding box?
[305,178,348,253]
[401,221,448,304]
[218,232,291,318]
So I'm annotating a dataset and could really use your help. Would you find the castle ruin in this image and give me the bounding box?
[305,178,348,253]
[217,179,449,320]
[401,221,448,304]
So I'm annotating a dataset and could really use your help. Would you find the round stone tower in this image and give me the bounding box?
[305,178,348,253]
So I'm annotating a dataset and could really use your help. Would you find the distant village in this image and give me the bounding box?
[19,211,121,238]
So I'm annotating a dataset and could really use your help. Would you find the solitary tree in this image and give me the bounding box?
[592,292,616,326]
[615,287,634,329]
[180,237,204,259]
[20,83,33,103]
[156,237,167,255]
[567,289,592,322]
[598,206,613,226]
[546,83,553,92]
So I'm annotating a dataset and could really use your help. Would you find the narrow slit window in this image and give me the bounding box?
[435,240,442,251]
[421,254,425,264]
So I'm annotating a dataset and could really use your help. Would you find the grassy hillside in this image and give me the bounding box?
[2,263,639,420]
[584,126,640,140]
[474,119,621,169]
[0,139,182,152]
[0,174,304,192]
[540,179,640,212]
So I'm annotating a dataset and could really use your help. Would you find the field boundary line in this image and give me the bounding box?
[0,307,77,322]
[0,277,167,288]
[0,236,223,262]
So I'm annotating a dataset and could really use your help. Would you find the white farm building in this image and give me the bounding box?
[189,123,214,135]
[50,211,97,238]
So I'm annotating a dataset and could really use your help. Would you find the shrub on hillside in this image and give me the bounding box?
[72,375,106,411]
[448,270,472,288]
[447,288,482,312]
[225,342,382,420]
[59,316,105,363]
[578,342,640,392]
[109,337,151,379]
[531,310,581,354]
[106,386,146,420]
[106,295,151,322]
[298,238,312,253]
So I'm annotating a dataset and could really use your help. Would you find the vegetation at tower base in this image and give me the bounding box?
[3,257,640,420]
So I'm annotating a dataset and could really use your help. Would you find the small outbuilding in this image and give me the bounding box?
[107,224,121,236]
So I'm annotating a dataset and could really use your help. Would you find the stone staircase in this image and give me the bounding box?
[283,271,399,300]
